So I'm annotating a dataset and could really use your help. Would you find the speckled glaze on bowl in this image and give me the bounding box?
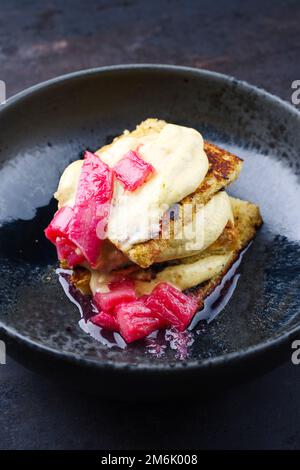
[0,65,299,399]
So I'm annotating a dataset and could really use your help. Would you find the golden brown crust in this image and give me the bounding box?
[182,142,243,206]
[229,197,263,248]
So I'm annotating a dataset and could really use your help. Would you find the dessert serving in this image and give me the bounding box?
[45,119,262,344]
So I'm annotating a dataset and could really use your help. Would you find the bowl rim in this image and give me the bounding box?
[1,63,299,373]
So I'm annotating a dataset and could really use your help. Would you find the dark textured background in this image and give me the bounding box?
[0,0,300,450]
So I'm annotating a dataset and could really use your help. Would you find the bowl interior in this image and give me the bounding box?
[0,66,299,368]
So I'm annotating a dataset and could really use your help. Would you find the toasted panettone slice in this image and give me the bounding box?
[100,119,243,268]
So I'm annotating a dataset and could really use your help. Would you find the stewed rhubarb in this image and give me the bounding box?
[116,301,164,343]
[44,206,83,267]
[93,279,137,313]
[145,283,198,331]
[55,237,85,267]
[68,151,114,268]
[44,206,74,244]
[113,150,155,191]
[90,310,119,331]
[45,151,114,269]
[90,280,198,343]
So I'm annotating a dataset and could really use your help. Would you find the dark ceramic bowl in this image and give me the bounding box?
[0,65,299,399]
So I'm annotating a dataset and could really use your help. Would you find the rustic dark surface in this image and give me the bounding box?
[0,0,300,450]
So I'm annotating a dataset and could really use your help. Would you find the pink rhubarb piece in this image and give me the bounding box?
[113,150,155,191]
[68,151,114,268]
[116,300,164,343]
[145,283,198,331]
